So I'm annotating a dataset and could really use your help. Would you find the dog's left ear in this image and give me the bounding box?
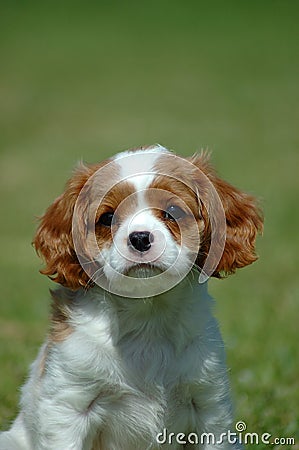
[189,153,263,276]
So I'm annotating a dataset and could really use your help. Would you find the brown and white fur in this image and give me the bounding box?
[0,146,262,450]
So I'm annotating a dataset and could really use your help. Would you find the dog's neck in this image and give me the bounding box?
[101,272,211,349]
[108,270,206,311]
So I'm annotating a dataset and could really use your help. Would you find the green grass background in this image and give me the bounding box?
[0,2,298,448]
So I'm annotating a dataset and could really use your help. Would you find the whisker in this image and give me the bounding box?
[83,266,105,291]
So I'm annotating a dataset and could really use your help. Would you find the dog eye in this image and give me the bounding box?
[97,212,114,227]
[163,205,186,221]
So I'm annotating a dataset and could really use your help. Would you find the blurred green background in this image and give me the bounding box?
[1,1,298,447]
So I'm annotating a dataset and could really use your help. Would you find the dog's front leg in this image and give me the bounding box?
[0,383,102,450]
[20,381,104,450]
[5,343,106,450]
[187,380,240,450]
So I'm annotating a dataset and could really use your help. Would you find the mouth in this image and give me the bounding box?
[125,263,163,278]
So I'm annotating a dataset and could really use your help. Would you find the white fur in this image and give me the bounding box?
[0,280,237,450]
[114,145,168,193]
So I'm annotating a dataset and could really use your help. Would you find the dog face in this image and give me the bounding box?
[89,153,203,296]
[34,146,263,296]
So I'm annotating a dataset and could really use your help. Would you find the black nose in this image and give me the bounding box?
[128,231,152,252]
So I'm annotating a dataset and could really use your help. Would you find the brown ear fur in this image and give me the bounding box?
[190,153,263,276]
[33,164,95,289]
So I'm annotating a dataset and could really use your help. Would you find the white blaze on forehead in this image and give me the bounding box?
[128,210,154,232]
[114,145,169,191]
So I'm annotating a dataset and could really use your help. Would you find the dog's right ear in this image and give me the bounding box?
[33,164,96,290]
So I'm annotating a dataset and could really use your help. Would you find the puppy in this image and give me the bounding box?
[0,146,262,449]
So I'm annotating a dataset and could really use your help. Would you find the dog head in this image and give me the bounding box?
[34,146,263,296]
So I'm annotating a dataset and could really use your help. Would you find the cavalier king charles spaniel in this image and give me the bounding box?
[0,146,262,450]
